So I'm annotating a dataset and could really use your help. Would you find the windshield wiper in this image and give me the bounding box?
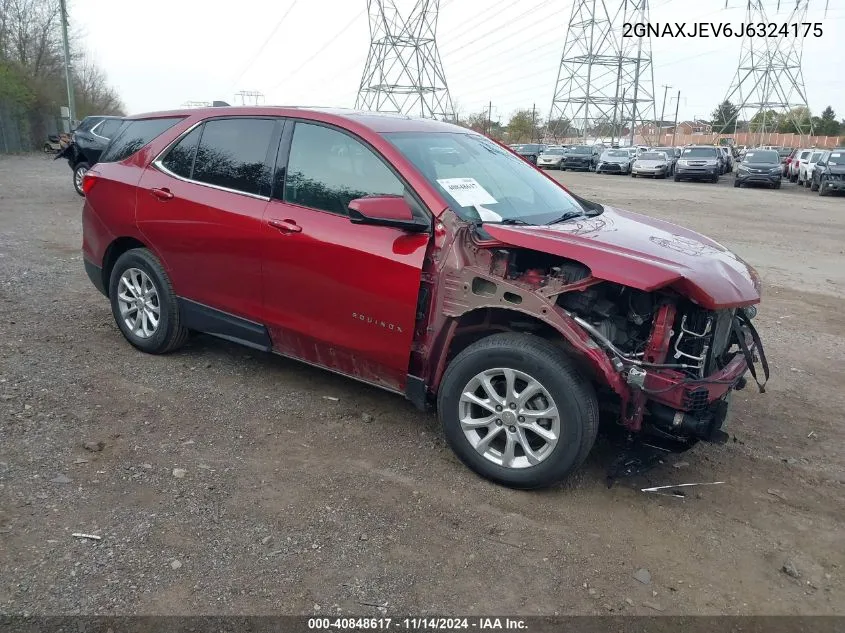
[498,218,531,225]
[545,211,587,225]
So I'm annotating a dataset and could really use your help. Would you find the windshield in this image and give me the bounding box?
[810,152,823,162]
[602,150,629,158]
[386,132,590,225]
[829,152,845,165]
[742,150,779,164]
[542,148,567,155]
[682,147,718,158]
[653,148,674,156]
[569,146,592,155]
[639,152,667,161]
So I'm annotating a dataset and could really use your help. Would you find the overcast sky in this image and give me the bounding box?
[72,0,845,124]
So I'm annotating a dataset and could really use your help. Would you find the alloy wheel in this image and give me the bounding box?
[74,166,88,191]
[458,368,561,469]
[116,268,161,339]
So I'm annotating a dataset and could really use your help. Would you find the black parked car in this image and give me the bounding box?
[733,149,782,189]
[561,145,601,171]
[56,115,124,195]
[810,149,845,196]
[515,143,545,165]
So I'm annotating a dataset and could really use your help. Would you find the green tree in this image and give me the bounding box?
[748,110,781,133]
[817,106,841,136]
[711,100,740,131]
[777,106,812,134]
[506,109,541,143]
[546,116,574,139]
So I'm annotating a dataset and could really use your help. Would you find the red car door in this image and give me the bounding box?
[136,117,280,320]
[261,120,430,392]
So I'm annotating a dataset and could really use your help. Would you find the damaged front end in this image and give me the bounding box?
[426,210,769,464]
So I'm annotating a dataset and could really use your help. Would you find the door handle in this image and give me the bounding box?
[150,187,174,201]
[267,218,302,234]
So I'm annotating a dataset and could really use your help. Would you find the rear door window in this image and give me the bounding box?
[191,118,276,196]
[99,117,184,163]
[159,126,203,179]
[282,122,404,215]
[95,119,124,140]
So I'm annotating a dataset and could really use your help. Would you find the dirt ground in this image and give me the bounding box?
[1,154,844,616]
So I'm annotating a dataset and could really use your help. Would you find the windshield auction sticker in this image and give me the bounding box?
[436,178,498,207]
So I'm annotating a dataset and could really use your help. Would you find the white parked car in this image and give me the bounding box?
[790,148,813,182]
[801,150,825,188]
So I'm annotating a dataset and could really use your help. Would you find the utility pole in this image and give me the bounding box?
[531,103,536,142]
[659,84,671,142]
[59,0,76,129]
[488,100,492,135]
[671,89,681,148]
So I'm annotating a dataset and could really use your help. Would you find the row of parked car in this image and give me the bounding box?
[510,141,843,195]
[512,143,736,183]
[778,147,845,196]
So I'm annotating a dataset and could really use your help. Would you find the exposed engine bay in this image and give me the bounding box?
[470,245,769,447]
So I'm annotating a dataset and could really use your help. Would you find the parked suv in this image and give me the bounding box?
[674,146,721,182]
[81,107,767,489]
[810,149,845,196]
[733,149,782,189]
[561,145,600,171]
[515,143,545,165]
[57,115,125,195]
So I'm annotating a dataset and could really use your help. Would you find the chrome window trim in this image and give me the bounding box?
[91,119,118,141]
[151,119,271,202]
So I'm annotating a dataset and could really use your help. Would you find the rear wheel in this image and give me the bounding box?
[73,162,90,196]
[108,248,190,354]
[438,333,598,489]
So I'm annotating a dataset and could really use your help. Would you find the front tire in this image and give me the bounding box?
[438,333,598,489]
[73,162,90,196]
[810,178,819,192]
[108,248,190,354]
[819,179,830,196]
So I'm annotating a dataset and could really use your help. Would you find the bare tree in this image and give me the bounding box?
[74,54,125,117]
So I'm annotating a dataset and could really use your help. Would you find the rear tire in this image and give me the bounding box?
[108,248,190,354]
[438,333,599,489]
[73,162,90,196]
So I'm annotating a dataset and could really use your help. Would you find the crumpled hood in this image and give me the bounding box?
[483,206,761,310]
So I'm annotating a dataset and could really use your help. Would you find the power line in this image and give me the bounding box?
[440,0,560,57]
[266,7,366,93]
[438,0,523,46]
[228,0,300,90]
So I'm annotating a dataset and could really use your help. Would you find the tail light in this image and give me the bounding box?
[81,171,99,195]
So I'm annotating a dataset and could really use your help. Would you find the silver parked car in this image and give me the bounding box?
[631,151,671,178]
[536,146,568,169]
[596,149,634,174]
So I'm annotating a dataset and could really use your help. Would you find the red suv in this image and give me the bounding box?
[81,107,768,489]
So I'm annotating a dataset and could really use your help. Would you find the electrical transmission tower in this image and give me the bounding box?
[548,0,655,145]
[234,90,265,106]
[719,0,812,138]
[356,0,454,121]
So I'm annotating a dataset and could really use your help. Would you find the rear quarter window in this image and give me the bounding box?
[98,117,184,163]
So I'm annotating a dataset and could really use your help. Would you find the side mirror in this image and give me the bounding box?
[348,196,429,233]
[817,161,826,166]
